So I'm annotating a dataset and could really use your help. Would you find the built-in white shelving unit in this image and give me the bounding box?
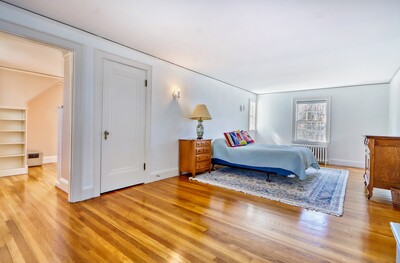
[0,107,27,177]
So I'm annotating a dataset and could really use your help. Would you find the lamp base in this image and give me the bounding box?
[196,120,204,140]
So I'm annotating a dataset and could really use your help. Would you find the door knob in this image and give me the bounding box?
[104,130,110,140]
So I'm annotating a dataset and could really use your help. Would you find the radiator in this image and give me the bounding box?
[27,152,43,167]
[292,143,328,165]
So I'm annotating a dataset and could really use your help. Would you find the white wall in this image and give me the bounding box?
[389,69,400,135]
[257,84,389,167]
[151,66,255,180]
[0,68,61,107]
[27,83,63,158]
[0,3,256,201]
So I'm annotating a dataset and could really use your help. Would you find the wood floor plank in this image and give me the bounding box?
[0,164,398,262]
[0,245,12,263]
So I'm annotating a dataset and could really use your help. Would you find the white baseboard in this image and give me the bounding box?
[329,159,364,168]
[80,187,99,202]
[148,168,179,183]
[0,167,28,177]
[55,177,69,193]
[43,156,57,164]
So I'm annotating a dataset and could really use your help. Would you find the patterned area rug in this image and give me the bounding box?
[190,166,349,216]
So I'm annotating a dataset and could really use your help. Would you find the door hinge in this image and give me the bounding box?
[143,163,146,170]
[145,80,148,87]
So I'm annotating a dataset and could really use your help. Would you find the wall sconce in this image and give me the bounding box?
[172,90,181,100]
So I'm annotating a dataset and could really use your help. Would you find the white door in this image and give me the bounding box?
[101,59,147,193]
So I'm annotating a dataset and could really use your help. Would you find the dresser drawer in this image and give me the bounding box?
[196,145,211,154]
[195,141,202,147]
[196,161,210,171]
[196,148,204,154]
[202,141,211,147]
[196,154,210,162]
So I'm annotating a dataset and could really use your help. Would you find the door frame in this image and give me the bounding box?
[0,20,83,202]
[94,50,152,196]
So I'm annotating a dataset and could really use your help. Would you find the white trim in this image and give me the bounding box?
[0,12,85,203]
[93,50,152,196]
[148,168,179,183]
[0,65,63,79]
[329,159,364,168]
[258,82,390,95]
[0,167,28,177]
[248,99,256,131]
[55,177,69,193]
[43,156,57,164]
[0,106,27,110]
[81,187,99,200]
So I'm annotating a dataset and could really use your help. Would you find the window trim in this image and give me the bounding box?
[292,97,331,144]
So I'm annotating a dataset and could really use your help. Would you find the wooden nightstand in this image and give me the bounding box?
[179,139,212,177]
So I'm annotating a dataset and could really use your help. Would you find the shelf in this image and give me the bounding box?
[0,118,25,121]
[0,154,25,158]
[0,107,27,176]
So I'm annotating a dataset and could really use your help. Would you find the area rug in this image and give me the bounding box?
[190,167,349,216]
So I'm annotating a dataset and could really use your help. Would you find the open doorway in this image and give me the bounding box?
[0,31,72,195]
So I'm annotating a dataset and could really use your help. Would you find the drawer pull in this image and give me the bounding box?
[196,154,210,162]
[196,148,204,154]
[196,162,210,170]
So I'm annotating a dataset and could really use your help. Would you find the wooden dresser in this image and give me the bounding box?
[179,139,211,177]
[364,135,400,199]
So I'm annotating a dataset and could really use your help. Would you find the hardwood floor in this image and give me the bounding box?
[0,163,398,262]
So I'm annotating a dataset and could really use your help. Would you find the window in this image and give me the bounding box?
[249,99,256,131]
[293,97,330,143]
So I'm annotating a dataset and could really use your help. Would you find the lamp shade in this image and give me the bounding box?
[190,104,212,120]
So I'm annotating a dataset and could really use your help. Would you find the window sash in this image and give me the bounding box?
[249,100,256,131]
[293,98,330,143]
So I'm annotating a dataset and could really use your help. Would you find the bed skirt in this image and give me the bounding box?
[212,158,293,176]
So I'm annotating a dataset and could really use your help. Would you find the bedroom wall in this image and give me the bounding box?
[27,83,63,162]
[0,68,61,107]
[152,67,255,179]
[256,84,389,168]
[389,69,400,135]
[0,3,256,200]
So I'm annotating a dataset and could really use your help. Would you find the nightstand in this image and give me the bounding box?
[179,139,212,177]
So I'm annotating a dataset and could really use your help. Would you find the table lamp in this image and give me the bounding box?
[190,104,212,140]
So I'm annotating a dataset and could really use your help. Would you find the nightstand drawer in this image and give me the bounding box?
[196,148,204,154]
[196,161,210,170]
[196,154,210,162]
[202,141,211,147]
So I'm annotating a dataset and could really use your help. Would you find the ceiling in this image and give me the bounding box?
[4,1,400,94]
[0,31,64,77]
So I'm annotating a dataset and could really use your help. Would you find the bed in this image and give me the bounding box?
[211,138,320,180]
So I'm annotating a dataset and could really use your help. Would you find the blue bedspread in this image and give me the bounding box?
[212,138,320,180]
